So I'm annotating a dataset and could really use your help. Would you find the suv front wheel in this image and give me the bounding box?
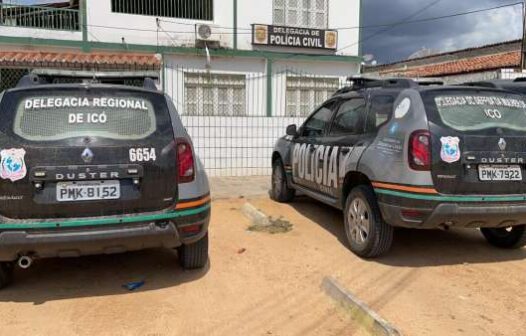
[480,225,526,249]
[271,159,295,202]
[344,186,393,258]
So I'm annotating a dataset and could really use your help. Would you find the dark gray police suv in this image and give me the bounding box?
[0,75,210,289]
[272,77,526,258]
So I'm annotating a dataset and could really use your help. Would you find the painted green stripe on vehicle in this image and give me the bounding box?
[374,188,526,202]
[0,204,210,230]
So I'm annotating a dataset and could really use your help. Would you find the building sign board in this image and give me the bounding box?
[252,24,338,50]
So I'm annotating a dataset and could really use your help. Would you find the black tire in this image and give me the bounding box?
[480,225,526,249]
[344,185,393,258]
[0,262,14,290]
[271,159,295,203]
[178,233,209,269]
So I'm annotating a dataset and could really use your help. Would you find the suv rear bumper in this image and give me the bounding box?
[0,201,210,261]
[380,202,526,229]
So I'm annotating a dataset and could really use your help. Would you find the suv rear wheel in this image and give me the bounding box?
[271,159,295,202]
[344,185,393,258]
[0,262,14,290]
[480,225,526,249]
[178,233,209,269]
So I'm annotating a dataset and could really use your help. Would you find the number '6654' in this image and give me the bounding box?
[129,148,157,162]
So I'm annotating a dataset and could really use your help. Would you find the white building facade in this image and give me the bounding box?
[0,0,362,176]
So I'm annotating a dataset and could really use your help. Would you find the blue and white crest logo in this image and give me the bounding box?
[0,148,27,182]
[440,137,460,163]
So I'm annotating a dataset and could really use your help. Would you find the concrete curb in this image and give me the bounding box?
[322,277,401,336]
[240,202,271,226]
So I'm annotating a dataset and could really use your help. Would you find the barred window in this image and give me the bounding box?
[273,0,328,29]
[184,73,246,116]
[111,0,213,21]
[286,76,339,117]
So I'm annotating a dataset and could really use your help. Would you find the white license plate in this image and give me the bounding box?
[56,180,120,202]
[478,165,522,181]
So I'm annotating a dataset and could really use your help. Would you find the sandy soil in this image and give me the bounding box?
[249,196,526,336]
[1,196,525,336]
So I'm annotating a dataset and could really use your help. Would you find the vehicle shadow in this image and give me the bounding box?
[288,196,526,267]
[0,248,209,304]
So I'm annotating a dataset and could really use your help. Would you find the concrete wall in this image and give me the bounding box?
[0,1,360,57]
[431,69,526,84]
[163,54,358,176]
[0,26,82,41]
[237,0,360,56]
[440,71,500,84]
[86,0,234,48]
[0,0,361,177]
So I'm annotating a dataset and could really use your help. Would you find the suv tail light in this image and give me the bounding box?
[409,130,431,171]
[176,138,195,183]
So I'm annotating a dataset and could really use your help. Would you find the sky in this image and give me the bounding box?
[361,0,524,64]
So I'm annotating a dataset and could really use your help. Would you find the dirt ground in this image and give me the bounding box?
[1,195,525,336]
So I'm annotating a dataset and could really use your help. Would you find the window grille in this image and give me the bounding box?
[286,76,339,116]
[111,0,213,21]
[273,0,327,29]
[184,73,246,116]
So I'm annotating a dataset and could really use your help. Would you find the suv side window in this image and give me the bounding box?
[301,101,336,137]
[366,95,395,131]
[329,98,366,135]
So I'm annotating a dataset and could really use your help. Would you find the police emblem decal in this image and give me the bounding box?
[440,136,461,163]
[0,148,27,182]
[394,97,411,119]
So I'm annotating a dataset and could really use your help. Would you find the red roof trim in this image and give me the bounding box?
[0,51,160,70]
[378,51,521,77]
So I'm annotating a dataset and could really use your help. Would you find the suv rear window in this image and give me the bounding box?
[10,91,157,141]
[425,90,526,132]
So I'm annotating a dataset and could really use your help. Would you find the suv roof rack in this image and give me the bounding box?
[16,69,160,90]
[333,76,443,96]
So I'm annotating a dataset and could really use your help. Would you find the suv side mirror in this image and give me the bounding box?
[286,124,297,136]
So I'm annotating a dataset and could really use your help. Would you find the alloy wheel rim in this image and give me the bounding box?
[348,198,370,246]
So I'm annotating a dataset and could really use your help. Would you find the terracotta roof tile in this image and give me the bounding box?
[0,50,160,70]
[379,51,521,77]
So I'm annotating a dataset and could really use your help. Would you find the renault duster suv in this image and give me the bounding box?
[0,75,210,289]
[272,77,526,257]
